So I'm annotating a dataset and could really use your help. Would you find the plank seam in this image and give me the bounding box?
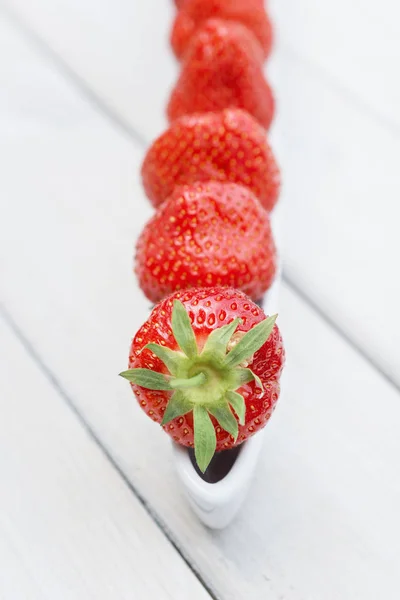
[0,1,147,147]
[279,41,400,140]
[0,301,221,600]
[283,273,400,394]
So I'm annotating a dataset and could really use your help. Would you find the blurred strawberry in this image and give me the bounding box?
[171,0,272,61]
[135,181,277,303]
[167,19,274,129]
[142,108,280,211]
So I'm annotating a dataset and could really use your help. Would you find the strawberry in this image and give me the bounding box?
[142,109,280,212]
[167,19,275,129]
[120,288,284,472]
[171,0,273,61]
[135,181,277,303]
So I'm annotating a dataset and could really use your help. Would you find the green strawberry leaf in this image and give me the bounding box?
[235,368,264,396]
[208,401,238,441]
[193,405,217,473]
[226,390,246,425]
[234,368,253,385]
[249,370,264,394]
[144,343,185,377]
[224,315,277,368]
[200,318,241,362]
[171,300,198,359]
[161,391,193,425]
[119,368,172,390]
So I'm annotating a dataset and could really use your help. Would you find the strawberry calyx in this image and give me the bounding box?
[120,300,277,472]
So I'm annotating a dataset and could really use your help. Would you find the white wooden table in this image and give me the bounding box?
[1,1,399,598]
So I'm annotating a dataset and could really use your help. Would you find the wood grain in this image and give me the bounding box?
[1,14,400,599]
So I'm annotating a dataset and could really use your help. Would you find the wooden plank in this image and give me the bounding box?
[3,0,400,383]
[1,15,400,600]
[0,0,177,139]
[272,49,400,384]
[0,317,212,600]
[272,0,400,131]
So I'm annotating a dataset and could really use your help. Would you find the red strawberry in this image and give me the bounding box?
[142,109,280,212]
[120,287,284,472]
[167,19,275,129]
[171,0,273,61]
[174,0,265,7]
[135,182,277,303]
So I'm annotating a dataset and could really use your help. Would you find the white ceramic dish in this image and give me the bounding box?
[172,427,266,529]
[172,207,282,529]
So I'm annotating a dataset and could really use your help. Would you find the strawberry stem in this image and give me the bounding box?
[170,372,206,389]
